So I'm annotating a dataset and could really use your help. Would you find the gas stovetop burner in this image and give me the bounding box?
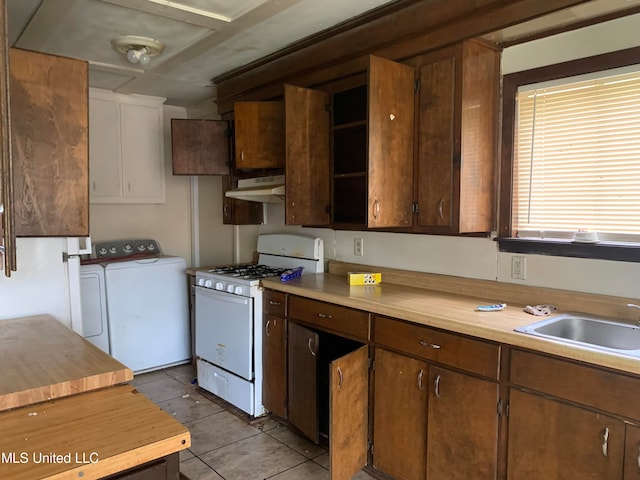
[207,264,290,281]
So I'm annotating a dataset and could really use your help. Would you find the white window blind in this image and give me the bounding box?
[513,67,640,242]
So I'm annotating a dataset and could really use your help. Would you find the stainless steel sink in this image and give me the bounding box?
[515,313,640,356]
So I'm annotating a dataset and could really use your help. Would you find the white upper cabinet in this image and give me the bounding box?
[89,88,165,203]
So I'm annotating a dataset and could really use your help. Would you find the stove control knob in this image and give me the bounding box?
[197,278,205,287]
[215,282,224,291]
[234,286,244,295]
[226,284,235,293]
[204,279,213,288]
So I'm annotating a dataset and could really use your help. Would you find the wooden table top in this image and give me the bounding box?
[0,315,132,412]
[0,384,190,480]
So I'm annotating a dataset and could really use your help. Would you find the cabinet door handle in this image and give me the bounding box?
[337,367,343,390]
[240,150,244,162]
[602,427,609,457]
[265,320,271,336]
[438,198,444,218]
[636,445,640,470]
[268,300,281,306]
[419,339,441,349]
[317,313,332,319]
[373,199,380,220]
[308,338,317,357]
[223,204,229,217]
[434,374,441,398]
[417,369,424,391]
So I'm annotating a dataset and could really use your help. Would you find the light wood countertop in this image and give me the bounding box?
[262,273,640,376]
[0,314,190,480]
[0,384,190,480]
[0,315,132,412]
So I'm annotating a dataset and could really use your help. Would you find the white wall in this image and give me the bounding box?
[247,15,640,300]
[0,238,71,324]
[90,104,194,265]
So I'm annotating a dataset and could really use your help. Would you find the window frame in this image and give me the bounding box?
[498,45,640,263]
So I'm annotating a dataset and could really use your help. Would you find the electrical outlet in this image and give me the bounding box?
[511,256,526,280]
[354,238,364,256]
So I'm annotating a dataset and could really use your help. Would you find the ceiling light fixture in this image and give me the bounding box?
[111,35,165,67]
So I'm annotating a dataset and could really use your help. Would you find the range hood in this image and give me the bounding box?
[225,175,285,204]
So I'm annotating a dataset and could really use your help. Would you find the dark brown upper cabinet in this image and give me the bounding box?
[171,119,230,175]
[285,55,414,230]
[11,48,89,237]
[415,40,499,234]
[221,175,263,225]
[234,101,285,170]
[284,84,331,226]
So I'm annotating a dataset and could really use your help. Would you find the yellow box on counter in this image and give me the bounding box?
[348,272,382,285]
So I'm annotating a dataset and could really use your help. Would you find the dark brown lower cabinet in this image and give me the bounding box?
[373,348,428,480]
[263,312,287,418]
[287,321,368,480]
[625,424,640,480]
[426,365,499,480]
[101,453,179,480]
[373,348,499,480]
[288,322,319,442]
[507,389,624,480]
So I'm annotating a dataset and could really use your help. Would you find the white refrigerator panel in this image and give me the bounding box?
[105,256,190,373]
[195,286,253,380]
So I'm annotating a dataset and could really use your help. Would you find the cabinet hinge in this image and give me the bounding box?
[369,359,375,371]
[414,79,421,93]
[497,399,503,417]
[369,442,374,455]
[506,401,510,417]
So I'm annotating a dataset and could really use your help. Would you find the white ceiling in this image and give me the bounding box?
[7,0,398,107]
[7,0,640,108]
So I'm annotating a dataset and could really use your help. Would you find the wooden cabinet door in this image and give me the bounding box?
[234,101,284,169]
[416,48,456,231]
[416,41,498,234]
[171,119,230,175]
[507,389,624,480]
[284,84,331,226]
[372,348,428,480]
[330,345,368,480]
[262,313,287,418]
[426,366,499,480]
[367,55,414,228]
[10,48,89,236]
[0,0,16,275]
[288,322,319,443]
[221,176,263,225]
[624,424,640,480]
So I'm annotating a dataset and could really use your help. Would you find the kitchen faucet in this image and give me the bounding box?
[629,304,640,325]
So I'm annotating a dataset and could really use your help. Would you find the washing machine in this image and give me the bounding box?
[79,263,110,354]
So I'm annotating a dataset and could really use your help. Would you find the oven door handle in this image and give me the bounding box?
[195,286,250,305]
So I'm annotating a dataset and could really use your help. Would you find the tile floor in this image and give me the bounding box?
[133,363,377,480]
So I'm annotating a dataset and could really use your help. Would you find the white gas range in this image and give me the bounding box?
[195,234,324,417]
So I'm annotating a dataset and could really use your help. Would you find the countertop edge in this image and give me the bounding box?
[262,275,640,377]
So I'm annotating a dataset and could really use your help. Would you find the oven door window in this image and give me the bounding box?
[195,287,254,381]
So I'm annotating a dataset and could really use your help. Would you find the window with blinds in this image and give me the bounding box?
[513,66,640,243]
